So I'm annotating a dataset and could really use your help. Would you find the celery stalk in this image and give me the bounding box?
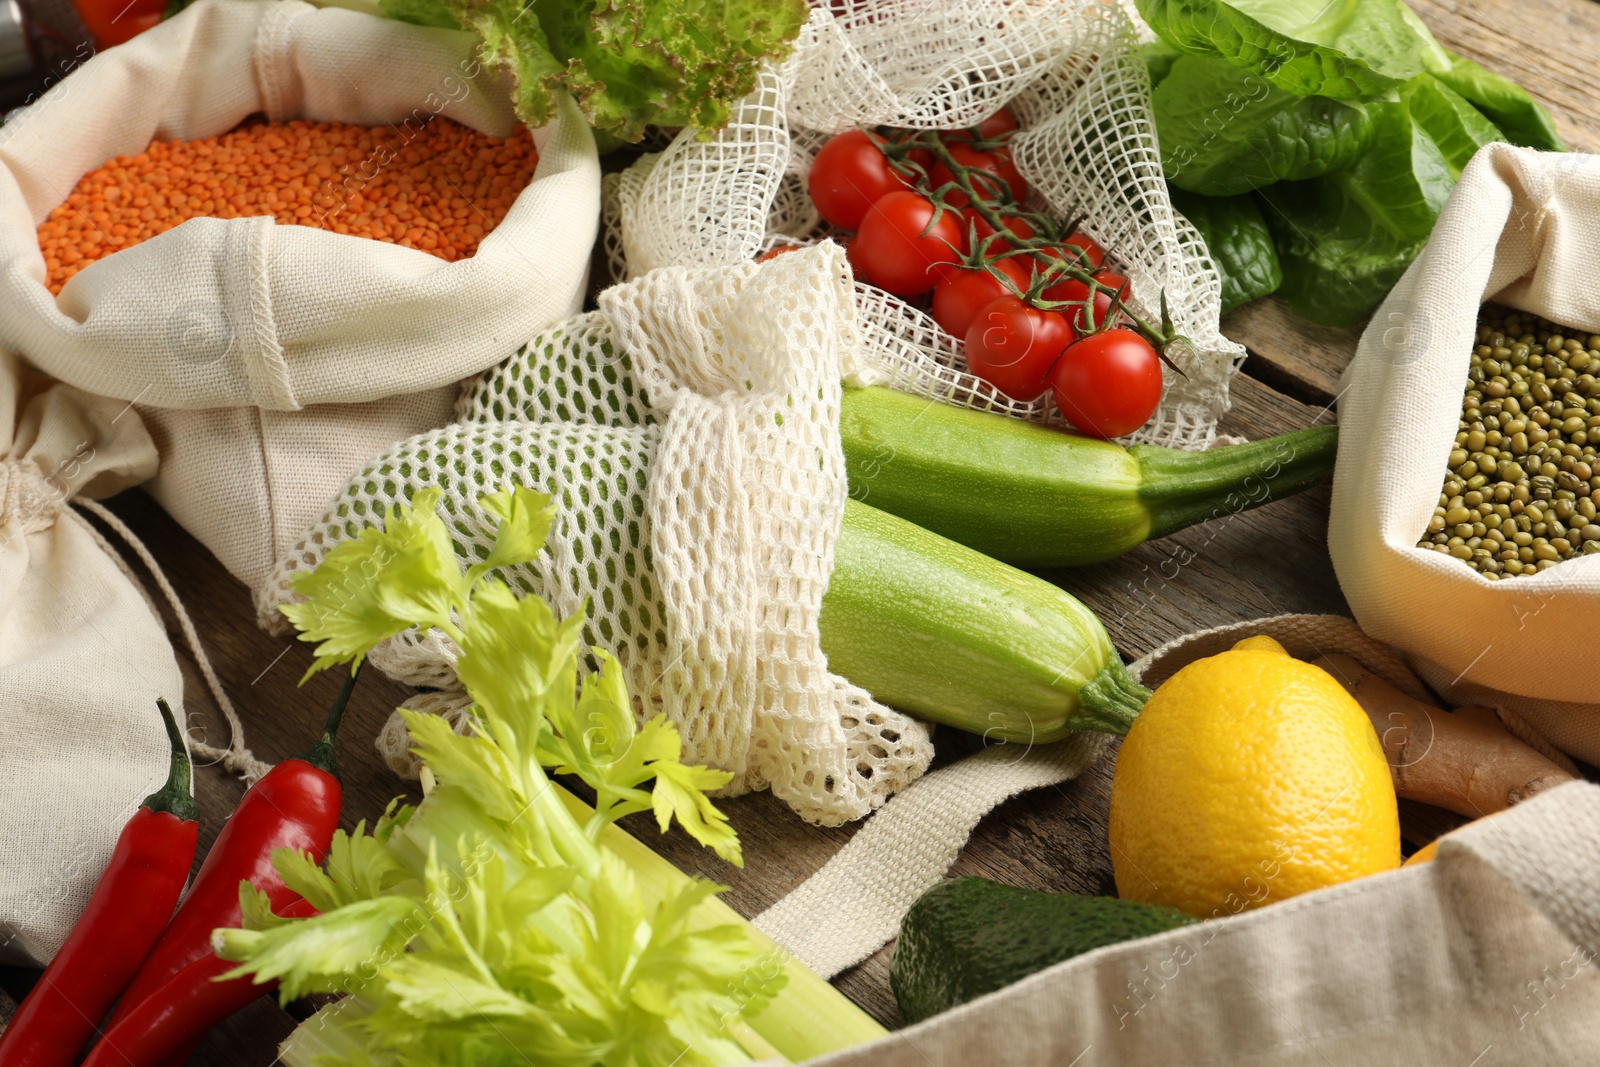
[275,792,886,1067]
[250,488,885,1067]
[562,789,889,1060]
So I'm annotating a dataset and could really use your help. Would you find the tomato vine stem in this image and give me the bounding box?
[869,126,1189,374]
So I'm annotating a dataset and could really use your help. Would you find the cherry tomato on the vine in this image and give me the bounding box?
[851,191,966,298]
[963,296,1071,401]
[944,107,1019,144]
[932,258,1031,339]
[757,244,801,263]
[1061,232,1106,270]
[1048,327,1164,439]
[808,130,911,231]
[1037,234,1106,287]
[931,144,1027,208]
[885,134,936,184]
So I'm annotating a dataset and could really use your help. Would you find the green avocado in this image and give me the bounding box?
[891,878,1197,1023]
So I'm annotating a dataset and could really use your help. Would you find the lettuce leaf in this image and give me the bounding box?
[1142,40,1185,87]
[1329,94,1454,243]
[1155,55,1374,195]
[1403,74,1502,175]
[1256,81,1474,326]
[1136,0,1450,98]
[381,0,808,141]
[1431,51,1566,152]
[1140,0,1562,325]
[1257,174,1422,327]
[1169,188,1282,313]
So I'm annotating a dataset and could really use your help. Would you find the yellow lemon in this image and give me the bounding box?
[1109,635,1399,918]
[1403,839,1439,866]
[1403,811,1502,866]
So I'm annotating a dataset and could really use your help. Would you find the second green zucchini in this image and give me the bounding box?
[825,499,1147,743]
[840,385,1337,569]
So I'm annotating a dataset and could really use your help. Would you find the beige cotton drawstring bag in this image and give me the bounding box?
[1331,144,1600,767]
[0,350,183,965]
[0,0,600,596]
[786,778,1600,1066]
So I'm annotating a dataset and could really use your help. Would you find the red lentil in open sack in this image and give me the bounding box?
[0,0,599,600]
[37,117,539,294]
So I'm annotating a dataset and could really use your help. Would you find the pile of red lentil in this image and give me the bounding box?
[37,116,539,294]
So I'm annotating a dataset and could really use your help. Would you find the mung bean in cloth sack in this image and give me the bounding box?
[266,245,936,825]
[603,0,1243,449]
[0,0,599,598]
[1331,145,1600,766]
[750,615,1600,1065]
[0,350,183,965]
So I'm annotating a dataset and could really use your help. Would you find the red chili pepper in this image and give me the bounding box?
[0,700,197,1067]
[85,670,355,1065]
[79,900,318,1067]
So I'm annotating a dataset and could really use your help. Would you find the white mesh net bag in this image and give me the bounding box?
[264,244,934,826]
[261,0,1242,825]
[602,0,1243,449]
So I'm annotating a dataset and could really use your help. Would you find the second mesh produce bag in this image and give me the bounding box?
[266,245,934,825]
[604,0,1244,449]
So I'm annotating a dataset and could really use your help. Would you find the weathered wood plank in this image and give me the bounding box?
[1224,300,1360,409]
[1412,0,1600,156]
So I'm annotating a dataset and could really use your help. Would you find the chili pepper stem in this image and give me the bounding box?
[145,699,199,823]
[296,665,360,779]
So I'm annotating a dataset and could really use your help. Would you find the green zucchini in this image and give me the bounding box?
[839,385,1337,568]
[824,499,1148,743]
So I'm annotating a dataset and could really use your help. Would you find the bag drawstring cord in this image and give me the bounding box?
[74,498,272,784]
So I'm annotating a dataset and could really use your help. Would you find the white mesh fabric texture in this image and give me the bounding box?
[378,690,476,779]
[602,1,1243,449]
[0,0,600,594]
[266,246,934,825]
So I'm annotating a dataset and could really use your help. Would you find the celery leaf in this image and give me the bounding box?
[233,488,768,1066]
[282,489,463,679]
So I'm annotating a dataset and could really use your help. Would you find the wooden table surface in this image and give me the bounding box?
[6,1,1599,1061]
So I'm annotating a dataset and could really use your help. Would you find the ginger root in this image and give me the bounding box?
[1311,654,1576,818]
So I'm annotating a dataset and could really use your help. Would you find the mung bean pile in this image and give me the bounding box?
[1419,304,1600,577]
